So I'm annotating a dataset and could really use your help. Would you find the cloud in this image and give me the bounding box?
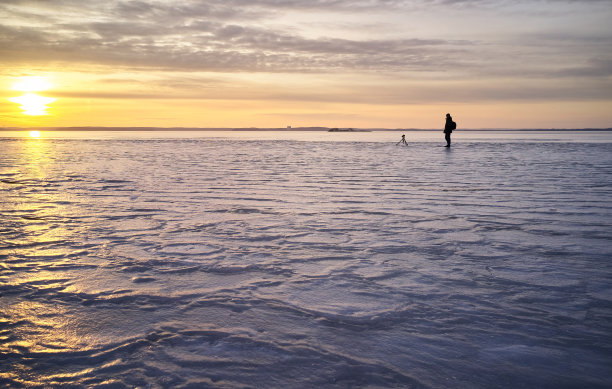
[43,70,611,105]
[1,0,610,90]
[0,11,472,73]
[555,58,612,78]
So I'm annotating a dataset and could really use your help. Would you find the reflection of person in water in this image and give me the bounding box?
[396,134,408,146]
[444,113,455,147]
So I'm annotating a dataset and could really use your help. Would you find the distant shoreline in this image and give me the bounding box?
[1,127,611,132]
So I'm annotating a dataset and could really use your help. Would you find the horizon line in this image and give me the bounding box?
[1,126,612,132]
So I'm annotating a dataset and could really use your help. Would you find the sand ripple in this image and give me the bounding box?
[1,137,611,388]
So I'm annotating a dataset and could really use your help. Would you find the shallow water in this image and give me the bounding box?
[2,129,612,143]
[1,133,611,388]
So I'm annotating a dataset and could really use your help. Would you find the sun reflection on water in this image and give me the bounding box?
[0,138,88,362]
[21,134,49,178]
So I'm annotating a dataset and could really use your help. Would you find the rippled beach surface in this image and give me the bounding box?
[1,132,611,388]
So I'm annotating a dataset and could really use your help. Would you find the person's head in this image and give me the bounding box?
[446,113,451,118]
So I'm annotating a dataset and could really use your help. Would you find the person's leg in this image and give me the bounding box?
[445,132,451,146]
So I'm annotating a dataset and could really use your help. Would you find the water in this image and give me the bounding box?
[1,131,611,388]
[1,129,611,143]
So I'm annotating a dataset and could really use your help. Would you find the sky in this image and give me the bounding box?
[1,0,611,129]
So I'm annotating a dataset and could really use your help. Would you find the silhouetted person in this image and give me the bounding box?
[444,113,456,147]
[396,134,408,146]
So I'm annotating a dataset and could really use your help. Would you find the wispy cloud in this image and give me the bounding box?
[2,0,609,75]
[0,12,473,73]
[1,0,611,110]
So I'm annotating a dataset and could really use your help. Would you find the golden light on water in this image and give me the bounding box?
[9,76,57,116]
[29,130,41,138]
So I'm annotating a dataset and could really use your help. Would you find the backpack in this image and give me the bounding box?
[450,121,456,130]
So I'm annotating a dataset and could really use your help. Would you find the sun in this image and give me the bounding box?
[9,76,57,116]
[29,130,41,138]
[9,93,56,116]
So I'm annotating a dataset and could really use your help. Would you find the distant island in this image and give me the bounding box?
[1,127,611,132]
[328,128,371,132]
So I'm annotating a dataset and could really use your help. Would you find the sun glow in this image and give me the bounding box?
[9,76,57,116]
[12,76,53,92]
[10,93,57,116]
[29,130,41,138]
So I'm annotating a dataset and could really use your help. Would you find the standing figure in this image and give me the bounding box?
[396,134,408,146]
[444,113,456,147]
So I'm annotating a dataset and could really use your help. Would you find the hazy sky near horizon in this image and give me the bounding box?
[1,0,611,128]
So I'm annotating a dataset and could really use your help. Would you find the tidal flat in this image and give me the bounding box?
[1,131,611,388]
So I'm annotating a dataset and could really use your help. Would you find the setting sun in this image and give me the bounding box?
[29,130,41,138]
[9,93,56,116]
[8,76,57,117]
